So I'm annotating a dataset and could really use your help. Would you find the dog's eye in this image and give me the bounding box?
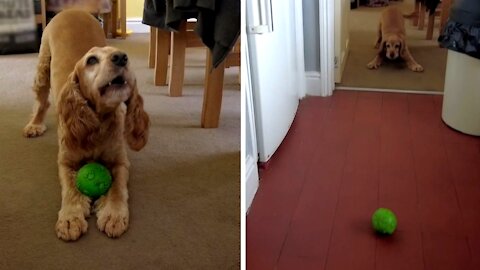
[395,44,400,48]
[386,44,391,48]
[86,56,98,65]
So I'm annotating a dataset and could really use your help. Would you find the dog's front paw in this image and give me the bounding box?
[367,61,380,69]
[409,64,424,72]
[23,123,46,138]
[96,202,129,238]
[56,211,88,241]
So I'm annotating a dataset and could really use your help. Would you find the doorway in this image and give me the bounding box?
[336,0,447,92]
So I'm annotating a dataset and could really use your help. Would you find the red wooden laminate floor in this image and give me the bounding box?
[247,90,480,270]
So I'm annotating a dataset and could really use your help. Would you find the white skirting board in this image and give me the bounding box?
[305,71,322,96]
[337,86,444,95]
[127,18,149,33]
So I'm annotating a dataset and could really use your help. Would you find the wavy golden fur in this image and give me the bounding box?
[23,9,149,241]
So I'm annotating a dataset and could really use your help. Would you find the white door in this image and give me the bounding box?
[334,0,351,83]
[246,0,304,162]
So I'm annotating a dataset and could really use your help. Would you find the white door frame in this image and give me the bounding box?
[244,37,259,213]
[294,0,307,99]
[319,0,336,96]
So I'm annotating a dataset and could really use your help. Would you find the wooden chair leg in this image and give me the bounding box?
[154,28,169,86]
[168,21,187,97]
[40,0,46,29]
[120,0,127,39]
[103,13,111,38]
[148,27,156,68]
[201,50,225,128]
[111,0,118,38]
[413,0,420,26]
[426,12,435,40]
[418,4,426,30]
[439,0,451,33]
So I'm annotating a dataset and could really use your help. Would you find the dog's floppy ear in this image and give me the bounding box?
[377,40,386,54]
[399,39,407,58]
[57,71,100,151]
[398,37,405,57]
[124,80,149,151]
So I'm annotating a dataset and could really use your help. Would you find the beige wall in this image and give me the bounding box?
[126,0,143,18]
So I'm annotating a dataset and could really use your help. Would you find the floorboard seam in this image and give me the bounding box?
[322,93,359,270]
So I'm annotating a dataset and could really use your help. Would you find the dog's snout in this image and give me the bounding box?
[111,53,128,67]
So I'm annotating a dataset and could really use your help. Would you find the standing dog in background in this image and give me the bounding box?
[367,7,424,72]
[23,9,149,241]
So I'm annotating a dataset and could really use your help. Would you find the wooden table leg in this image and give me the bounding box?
[148,27,157,68]
[154,28,169,86]
[168,21,187,97]
[201,50,225,128]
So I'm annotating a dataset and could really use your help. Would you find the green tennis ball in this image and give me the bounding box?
[372,208,397,235]
[76,162,112,198]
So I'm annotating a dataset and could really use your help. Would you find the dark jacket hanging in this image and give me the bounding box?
[438,0,480,60]
[423,0,441,15]
[143,0,240,68]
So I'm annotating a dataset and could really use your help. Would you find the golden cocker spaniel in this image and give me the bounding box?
[367,7,424,72]
[23,9,149,241]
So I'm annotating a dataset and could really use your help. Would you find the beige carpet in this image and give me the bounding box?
[0,33,240,269]
[338,1,447,92]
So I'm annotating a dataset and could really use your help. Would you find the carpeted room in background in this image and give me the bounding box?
[0,33,240,269]
[338,1,447,92]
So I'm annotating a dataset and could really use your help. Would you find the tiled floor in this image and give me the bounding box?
[247,90,480,270]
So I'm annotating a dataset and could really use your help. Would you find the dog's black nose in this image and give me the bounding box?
[111,53,128,67]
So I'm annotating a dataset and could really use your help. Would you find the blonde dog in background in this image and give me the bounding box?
[23,9,149,241]
[367,7,424,72]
